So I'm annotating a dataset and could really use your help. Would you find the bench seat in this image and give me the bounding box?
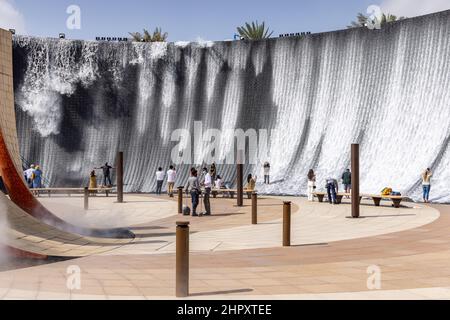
[210,189,256,199]
[178,187,255,199]
[312,192,405,208]
[31,187,112,197]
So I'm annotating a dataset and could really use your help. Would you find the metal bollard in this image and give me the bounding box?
[176,221,190,297]
[283,201,291,246]
[237,163,243,207]
[351,144,360,218]
[252,192,257,225]
[116,151,124,203]
[178,187,184,214]
[84,187,89,210]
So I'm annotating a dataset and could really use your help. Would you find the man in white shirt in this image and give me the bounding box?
[202,167,212,216]
[166,165,176,197]
[155,167,164,195]
[23,164,35,188]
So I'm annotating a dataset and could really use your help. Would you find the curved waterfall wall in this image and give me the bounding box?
[12,10,450,202]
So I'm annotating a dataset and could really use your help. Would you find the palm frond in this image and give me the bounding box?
[237,20,273,40]
[348,11,406,29]
[347,12,368,28]
[129,27,169,42]
[129,32,143,42]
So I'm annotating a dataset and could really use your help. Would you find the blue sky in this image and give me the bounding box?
[1,0,450,41]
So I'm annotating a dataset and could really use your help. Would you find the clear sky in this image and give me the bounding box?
[1,0,450,41]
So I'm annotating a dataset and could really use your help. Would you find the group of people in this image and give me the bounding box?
[86,162,115,191]
[23,164,43,189]
[86,163,438,206]
[24,162,114,191]
[155,163,226,196]
[306,167,433,204]
[155,165,179,197]
[23,158,433,205]
[156,164,223,216]
[306,168,352,204]
[154,163,261,217]
[185,166,215,216]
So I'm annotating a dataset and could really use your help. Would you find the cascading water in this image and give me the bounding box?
[12,10,450,202]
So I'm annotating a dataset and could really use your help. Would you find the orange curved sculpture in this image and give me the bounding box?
[0,28,133,240]
[0,131,133,238]
[0,131,66,222]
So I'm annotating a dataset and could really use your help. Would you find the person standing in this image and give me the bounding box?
[263,162,270,184]
[167,165,176,197]
[199,167,207,184]
[422,168,432,203]
[155,167,164,195]
[325,177,339,204]
[24,164,35,188]
[95,163,113,187]
[32,165,43,189]
[246,174,256,191]
[89,170,98,188]
[307,169,316,201]
[342,168,351,197]
[186,168,200,216]
[89,170,98,195]
[202,168,213,216]
[210,163,217,184]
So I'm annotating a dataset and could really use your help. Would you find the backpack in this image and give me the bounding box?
[381,187,392,195]
[182,206,191,216]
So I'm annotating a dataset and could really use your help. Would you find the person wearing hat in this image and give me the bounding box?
[32,165,43,189]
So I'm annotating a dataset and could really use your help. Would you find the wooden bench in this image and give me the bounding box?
[178,187,255,199]
[313,192,405,208]
[31,187,112,197]
[313,192,359,204]
[210,189,256,199]
[365,194,405,208]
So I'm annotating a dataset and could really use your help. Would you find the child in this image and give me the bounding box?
[89,170,98,195]
[215,175,224,189]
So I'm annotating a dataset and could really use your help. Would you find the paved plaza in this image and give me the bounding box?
[1,193,449,299]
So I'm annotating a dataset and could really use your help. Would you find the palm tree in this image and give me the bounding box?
[347,12,405,28]
[380,13,403,25]
[129,31,144,42]
[237,21,273,40]
[129,27,168,42]
[347,13,369,28]
[151,27,168,42]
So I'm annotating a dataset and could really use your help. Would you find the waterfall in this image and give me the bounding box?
[12,10,450,203]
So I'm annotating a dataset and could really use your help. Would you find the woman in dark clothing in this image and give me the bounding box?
[186,168,200,216]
